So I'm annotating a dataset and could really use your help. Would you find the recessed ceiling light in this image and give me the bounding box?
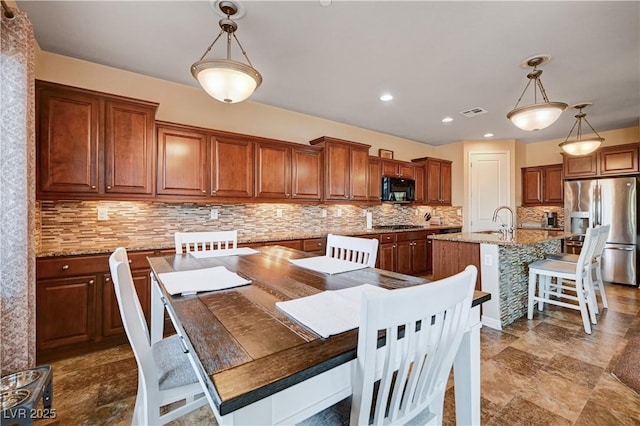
[442,117,454,123]
[484,133,494,138]
[319,0,332,6]
[380,94,393,102]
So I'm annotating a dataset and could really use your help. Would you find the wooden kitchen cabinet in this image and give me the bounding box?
[521,164,563,206]
[425,230,438,274]
[255,141,322,201]
[412,157,452,205]
[211,135,254,198]
[381,160,414,178]
[36,80,158,199]
[303,237,327,255]
[378,239,397,271]
[156,123,210,197]
[36,249,160,363]
[396,231,428,275]
[414,166,425,203]
[368,157,382,201]
[563,142,639,179]
[599,144,639,176]
[36,275,98,351]
[309,136,370,202]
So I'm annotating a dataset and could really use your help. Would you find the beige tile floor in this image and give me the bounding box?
[34,283,640,425]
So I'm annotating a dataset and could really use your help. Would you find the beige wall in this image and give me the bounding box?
[34,49,436,162]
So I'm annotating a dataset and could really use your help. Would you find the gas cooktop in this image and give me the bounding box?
[372,225,422,230]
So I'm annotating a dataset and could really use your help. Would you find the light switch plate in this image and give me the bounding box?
[97,207,108,221]
[210,209,219,220]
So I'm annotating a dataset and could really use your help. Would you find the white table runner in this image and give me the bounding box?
[189,247,260,259]
[158,266,251,296]
[276,284,388,338]
[289,256,370,275]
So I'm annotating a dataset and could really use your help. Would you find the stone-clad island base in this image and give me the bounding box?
[430,229,570,329]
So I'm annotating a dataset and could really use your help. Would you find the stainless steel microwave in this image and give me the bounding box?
[381,177,415,202]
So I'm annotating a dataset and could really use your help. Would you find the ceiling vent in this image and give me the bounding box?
[459,107,488,118]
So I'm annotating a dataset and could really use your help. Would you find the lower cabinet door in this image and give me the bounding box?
[378,243,396,271]
[103,270,151,336]
[36,275,97,350]
[396,241,413,274]
[412,240,428,274]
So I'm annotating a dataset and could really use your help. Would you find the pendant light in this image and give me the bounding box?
[191,1,262,103]
[507,55,568,131]
[559,103,604,156]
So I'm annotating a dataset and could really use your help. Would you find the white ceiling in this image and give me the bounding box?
[16,1,640,146]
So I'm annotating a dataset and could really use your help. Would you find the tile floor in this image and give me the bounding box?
[33,283,640,425]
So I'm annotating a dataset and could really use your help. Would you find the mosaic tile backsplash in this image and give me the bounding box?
[516,205,565,228]
[36,201,463,256]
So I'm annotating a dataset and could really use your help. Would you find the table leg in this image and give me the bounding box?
[150,273,165,344]
[453,305,481,426]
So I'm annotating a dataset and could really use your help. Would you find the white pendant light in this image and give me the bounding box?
[191,1,262,103]
[507,55,567,131]
[559,103,604,156]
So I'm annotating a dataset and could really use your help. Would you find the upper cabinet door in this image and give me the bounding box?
[413,166,425,203]
[350,147,369,201]
[291,147,322,200]
[563,152,598,178]
[368,158,382,201]
[38,87,100,194]
[211,136,254,198]
[156,125,209,196]
[440,161,452,205]
[104,100,156,195]
[522,167,543,205]
[542,165,564,204]
[255,142,291,199]
[324,143,350,200]
[599,144,639,176]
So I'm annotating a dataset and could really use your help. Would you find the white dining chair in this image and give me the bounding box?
[298,265,477,426]
[546,224,610,314]
[109,247,208,425]
[174,230,238,254]
[528,227,600,334]
[326,234,379,267]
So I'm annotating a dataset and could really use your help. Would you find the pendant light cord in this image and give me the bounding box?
[1,0,15,19]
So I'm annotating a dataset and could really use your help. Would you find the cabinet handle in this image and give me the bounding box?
[105,277,110,282]
[286,193,290,197]
[88,279,94,285]
[212,190,217,194]
[128,259,132,264]
[318,242,322,246]
[106,185,111,190]
[91,185,96,189]
[345,195,349,199]
[201,190,206,194]
[61,264,69,270]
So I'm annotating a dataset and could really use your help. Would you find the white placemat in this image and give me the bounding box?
[189,247,260,259]
[289,256,370,275]
[158,266,251,296]
[276,284,388,338]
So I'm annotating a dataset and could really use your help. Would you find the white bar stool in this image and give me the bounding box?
[527,227,600,334]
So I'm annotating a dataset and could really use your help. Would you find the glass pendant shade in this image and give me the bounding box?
[192,59,262,103]
[559,138,603,156]
[507,102,566,131]
[559,104,605,156]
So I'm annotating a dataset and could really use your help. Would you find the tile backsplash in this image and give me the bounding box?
[36,201,463,256]
[516,205,565,227]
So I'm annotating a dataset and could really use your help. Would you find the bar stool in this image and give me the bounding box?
[546,225,610,314]
[528,227,600,334]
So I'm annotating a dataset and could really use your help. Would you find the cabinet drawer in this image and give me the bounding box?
[303,238,327,252]
[264,240,303,250]
[37,255,109,279]
[378,233,396,243]
[396,231,428,241]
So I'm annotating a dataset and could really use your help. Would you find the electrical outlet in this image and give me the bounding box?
[210,209,218,220]
[483,254,493,266]
[415,209,420,216]
[336,208,342,217]
[276,208,283,218]
[97,207,108,221]
[321,209,327,218]
[362,209,367,217]
[457,209,462,216]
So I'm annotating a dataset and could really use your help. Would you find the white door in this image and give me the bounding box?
[468,152,511,232]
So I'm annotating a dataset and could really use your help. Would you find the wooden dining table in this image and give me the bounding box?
[147,245,490,425]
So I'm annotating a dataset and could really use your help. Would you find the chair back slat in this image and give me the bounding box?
[326,234,379,267]
[351,265,477,425]
[175,230,238,254]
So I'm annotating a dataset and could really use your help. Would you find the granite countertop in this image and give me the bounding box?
[516,225,564,231]
[429,229,574,247]
[37,224,463,258]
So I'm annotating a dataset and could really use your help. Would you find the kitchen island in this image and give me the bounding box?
[430,229,574,329]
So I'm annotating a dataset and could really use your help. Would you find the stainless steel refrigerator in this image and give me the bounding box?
[565,176,638,286]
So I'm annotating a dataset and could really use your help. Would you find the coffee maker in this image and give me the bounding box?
[545,211,558,227]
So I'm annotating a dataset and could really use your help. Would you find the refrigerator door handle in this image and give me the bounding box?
[606,246,635,251]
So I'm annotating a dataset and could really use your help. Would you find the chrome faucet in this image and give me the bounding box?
[492,206,515,234]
